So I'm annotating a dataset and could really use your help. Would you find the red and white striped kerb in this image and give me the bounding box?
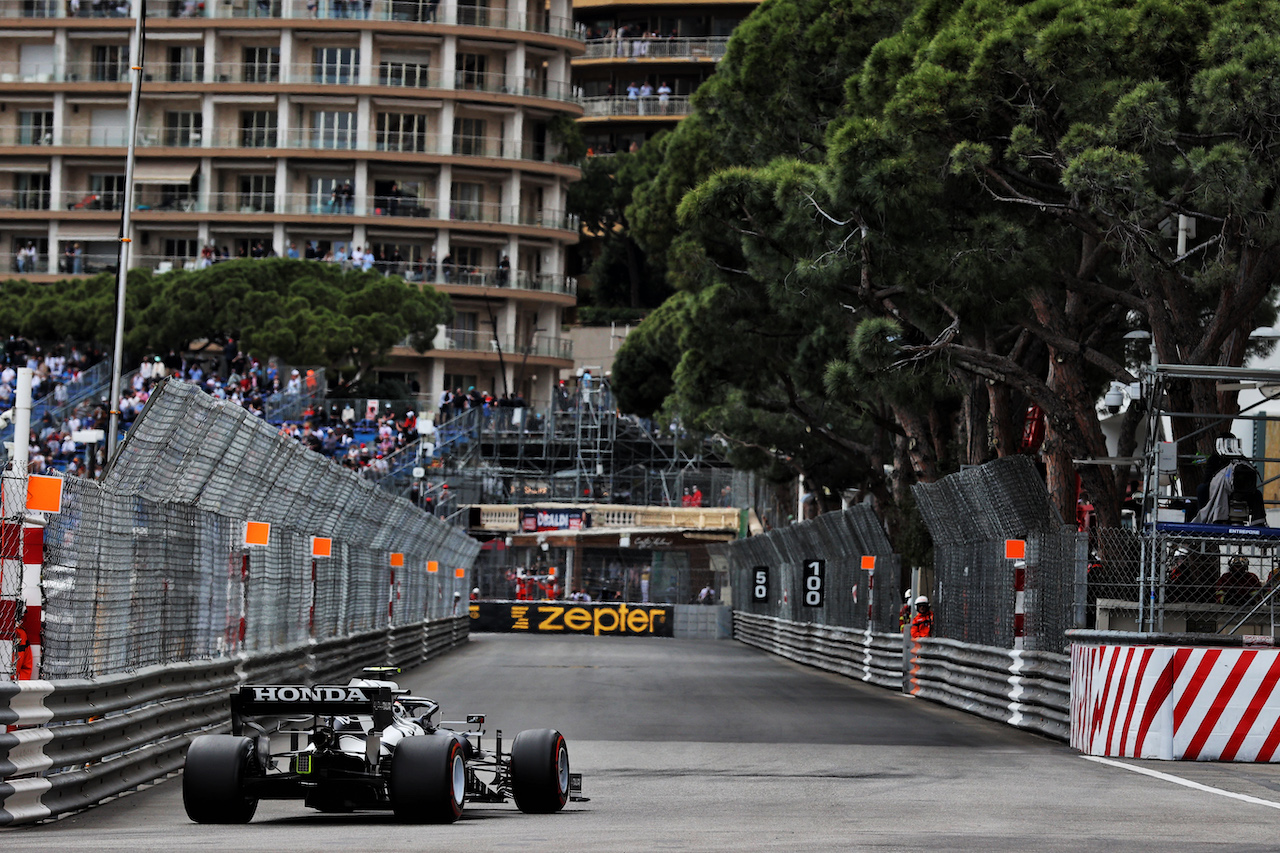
[1072,642,1280,761]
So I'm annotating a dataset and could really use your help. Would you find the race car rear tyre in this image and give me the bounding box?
[390,735,466,823]
[183,735,260,824]
[510,728,569,814]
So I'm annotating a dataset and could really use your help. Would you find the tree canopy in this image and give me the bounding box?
[1,259,453,389]
[612,0,1280,527]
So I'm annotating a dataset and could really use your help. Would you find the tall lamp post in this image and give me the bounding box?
[105,0,147,459]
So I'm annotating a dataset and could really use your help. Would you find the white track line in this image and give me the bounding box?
[1082,755,1280,810]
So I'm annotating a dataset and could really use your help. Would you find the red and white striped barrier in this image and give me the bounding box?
[1013,559,1026,650]
[1,476,44,680]
[1072,642,1280,761]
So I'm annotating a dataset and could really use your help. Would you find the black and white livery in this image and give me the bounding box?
[183,667,584,823]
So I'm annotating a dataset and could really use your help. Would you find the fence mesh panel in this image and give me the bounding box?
[1088,527,1280,635]
[913,456,1084,653]
[37,378,478,679]
[718,503,900,630]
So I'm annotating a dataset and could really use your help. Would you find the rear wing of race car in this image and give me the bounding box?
[231,684,396,735]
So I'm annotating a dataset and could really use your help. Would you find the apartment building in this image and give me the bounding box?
[0,0,582,408]
[569,0,757,154]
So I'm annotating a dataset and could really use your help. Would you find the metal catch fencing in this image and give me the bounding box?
[32,378,479,680]
[913,456,1086,653]
[716,503,901,631]
[1088,526,1280,635]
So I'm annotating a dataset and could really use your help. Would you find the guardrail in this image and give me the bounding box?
[733,612,903,689]
[908,636,1069,742]
[732,612,1070,741]
[0,615,468,825]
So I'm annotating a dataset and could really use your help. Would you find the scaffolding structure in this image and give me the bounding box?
[1117,364,1280,634]
[378,385,740,513]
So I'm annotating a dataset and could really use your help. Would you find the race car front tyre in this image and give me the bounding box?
[182,735,260,824]
[390,735,466,823]
[510,728,569,814]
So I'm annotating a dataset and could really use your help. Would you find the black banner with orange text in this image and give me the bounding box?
[469,601,674,637]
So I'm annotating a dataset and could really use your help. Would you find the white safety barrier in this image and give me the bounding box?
[733,612,904,689]
[1070,633,1280,761]
[0,615,468,825]
[734,612,1071,740]
[908,637,1070,741]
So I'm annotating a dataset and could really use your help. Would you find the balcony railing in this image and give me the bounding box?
[5,250,576,294]
[1,59,574,104]
[581,36,728,61]
[0,127,571,165]
[429,264,575,295]
[442,330,572,359]
[0,0,579,38]
[577,94,691,118]
[0,184,575,230]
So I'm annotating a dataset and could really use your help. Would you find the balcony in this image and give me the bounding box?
[580,36,728,61]
[577,94,691,119]
[429,263,576,296]
[0,126,574,167]
[12,249,577,294]
[442,329,573,359]
[0,0,580,39]
[33,60,576,103]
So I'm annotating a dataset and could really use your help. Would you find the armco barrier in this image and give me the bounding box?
[733,612,903,689]
[908,637,1070,741]
[733,612,1070,740]
[1070,630,1280,761]
[0,615,468,825]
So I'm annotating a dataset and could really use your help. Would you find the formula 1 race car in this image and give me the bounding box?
[182,667,584,823]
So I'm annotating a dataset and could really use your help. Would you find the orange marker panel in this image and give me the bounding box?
[1005,539,1026,560]
[26,475,63,513]
[312,537,332,557]
[245,521,271,547]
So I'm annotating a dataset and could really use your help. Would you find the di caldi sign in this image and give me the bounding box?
[521,508,590,532]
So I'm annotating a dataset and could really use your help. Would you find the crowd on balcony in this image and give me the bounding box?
[583,25,680,56]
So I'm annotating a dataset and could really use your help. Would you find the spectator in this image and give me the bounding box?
[1217,556,1261,607]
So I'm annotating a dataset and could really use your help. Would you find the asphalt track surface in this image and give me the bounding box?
[6,634,1280,851]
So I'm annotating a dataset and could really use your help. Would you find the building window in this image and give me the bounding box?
[155,182,195,210]
[455,53,488,90]
[238,175,275,212]
[18,111,53,146]
[242,47,280,83]
[15,174,50,211]
[376,113,427,153]
[443,372,478,392]
[456,0,488,27]
[452,117,488,156]
[313,47,357,85]
[310,176,352,213]
[90,174,127,211]
[378,57,431,88]
[167,46,204,83]
[240,110,278,148]
[165,111,203,146]
[163,238,199,260]
[451,182,484,221]
[91,44,128,82]
[311,111,357,149]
